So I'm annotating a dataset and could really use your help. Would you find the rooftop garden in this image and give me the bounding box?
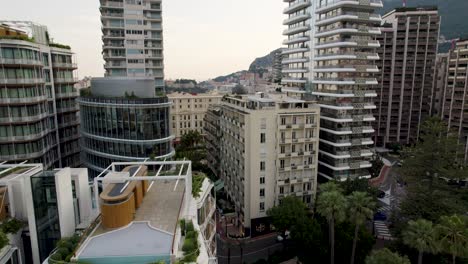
[192,172,205,198]
[49,43,71,50]
[177,219,200,264]
[0,35,35,43]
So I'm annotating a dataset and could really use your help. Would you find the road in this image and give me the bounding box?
[216,234,284,264]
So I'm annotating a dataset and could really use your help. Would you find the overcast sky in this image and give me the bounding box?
[0,0,285,81]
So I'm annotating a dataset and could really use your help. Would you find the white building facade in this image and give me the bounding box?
[100,0,164,91]
[282,0,382,180]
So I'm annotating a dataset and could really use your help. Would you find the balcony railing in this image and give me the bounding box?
[0,78,45,84]
[0,58,43,66]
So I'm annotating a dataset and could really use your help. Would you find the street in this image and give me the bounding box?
[216,234,283,264]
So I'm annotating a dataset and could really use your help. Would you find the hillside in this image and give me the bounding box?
[248,48,283,71]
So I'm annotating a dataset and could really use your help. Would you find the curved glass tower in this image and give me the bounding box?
[79,78,174,176]
[282,0,382,180]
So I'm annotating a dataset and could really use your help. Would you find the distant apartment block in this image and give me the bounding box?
[100,0,164,91]
[218,93,320,236]
[0,21,81,169]
[0,163,94,264]
[374,7,440,147]
[441,39,468,161]
[432,53,449,116]
[79,78,174,177]
[167,92,222,142]
[282,0,382,180]
[204,105,221,178]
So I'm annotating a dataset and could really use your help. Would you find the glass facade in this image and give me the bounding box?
[79,96,173,176]
[0,41,81,169]
[31,172,61,263]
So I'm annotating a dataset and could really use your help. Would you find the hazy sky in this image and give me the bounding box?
[0,0,285,81]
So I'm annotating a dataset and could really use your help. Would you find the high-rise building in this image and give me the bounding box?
[282,0,382,180]
[373,7,440,147]
[79,78,174,177]
[0,21,81,169]
[204,105,222,178]
[100,0,164,92]
[167,92,222,142]
[442,39,468,162]
[432,53,449,116]
[218,93,320,236]
[0,163,94,264]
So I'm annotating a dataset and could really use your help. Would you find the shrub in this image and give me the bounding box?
[1,218,24,234]
[0,231,8,250]
[185,221,194,232]
[49,252,62,261]
[182,238,197,252]
[186,231,197,239]
[56,247,70,259]
[179,219,186,235]
[57,240,74,252]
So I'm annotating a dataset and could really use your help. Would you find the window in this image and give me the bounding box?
[292,145,296,153]
[279,187,284,194]
[280,146,285,154]
[260,161,265,171]
[260,177,265,184]
[260,133,265,143]
[292,131,296,139]
[280,160,285,169]
[281,117,286,125]
[290,185,294,193]
[260,202,265,212]
[293,116,297,124]
[260,188,265,197]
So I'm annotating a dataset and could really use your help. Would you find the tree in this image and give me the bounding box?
[316,190,347,264]
[402,219,438,264]
[232,84,247,95]
[435,214,468,264]
[267,196,308,231]
[365,248,411,264]
[319,181,342,193]
[347,192,375,264]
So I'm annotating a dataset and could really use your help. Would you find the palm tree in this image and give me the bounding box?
[316,190,346,264]
[319,181,342,193]
[435,214,468,264]
[348,191,375,264]
[402,219,437,264]
[365,248,411,264]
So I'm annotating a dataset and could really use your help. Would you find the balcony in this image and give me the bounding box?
[314,64,379,73]
[104,62,127,68]
[311,77,377,85]
[315,26,381,37]
[282,57,309,64]
[103,33,125,39]
[0,95,48,104]
[316,0,383,14]
[315,39,380,49]
[283,36,310,45]
[100,12,124,18]
[0,78,45,85]
[55,92,79,99]
[100,1,124,8]
[283,13,311,25]
[282,77,308,84]
[283,25,311,35]
[282,67,309,74]
[316,11,381,26]
[0,58,43,66]
[320,126,375,135]
[283,0,311,14]
[314,51,379,61]
[0,129,50,143]
[54,77,78,83]
[0,112,49,124]
[56,105,79,113]
[282,47,309,55]
[52,62,78,69]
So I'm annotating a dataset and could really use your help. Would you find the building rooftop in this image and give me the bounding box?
[167,91,222,98]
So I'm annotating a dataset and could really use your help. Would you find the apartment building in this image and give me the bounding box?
[167,92,222,142]
[0,21,81,169]
[374,7,440,147]
[282,0,382,180]
[48,161,216,264]
[432,53,449,116]
[79,78,174,177]
[0,163,94,264]
[204,105,221,178]
[442,39,468,161]
[100,0,164,91]
[219,93,320,236]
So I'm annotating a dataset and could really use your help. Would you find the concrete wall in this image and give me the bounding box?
[91,77,156,98]
[71,169,93,225]
[55,168,76,237]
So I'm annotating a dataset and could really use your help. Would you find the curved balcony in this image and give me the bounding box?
[56,105,79,114]
[316,12,382,26]
[283,0,311,14]
[0,129,50,143]
[282,47,309,55]
[320,149,373,159]
[311,77,377,85]
[283,13,311,25]
[0,95,48,105]
[283,36,310,45]
[0,112,49,124]
[320,137,374,147]
[312,89,377,98]
[315,39,380,49]
[318,160,372,171]
[52,62,78,69]
[283,25,311,35]
[314,65,379,73]
[281,77,308,84]
[320,126,375,135]
[282,67,309,74]
[0,58,43,67]
[0,78,45,85]
[315,26,381,38]
[282,57,309,64]
[55,92,79,99]
[316,0,383,14]
[320,113,375,123]
[314,52,379,61]
[54,77,78,83]
[318,102,376,110]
